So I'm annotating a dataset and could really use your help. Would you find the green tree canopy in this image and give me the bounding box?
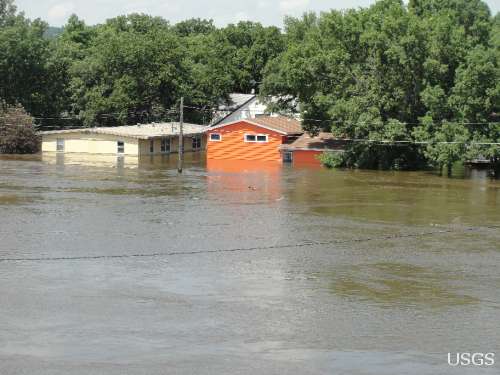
[261,0,499,171]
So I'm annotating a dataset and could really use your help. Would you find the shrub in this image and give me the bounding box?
[0,103,40,154]
[318,151,345,169]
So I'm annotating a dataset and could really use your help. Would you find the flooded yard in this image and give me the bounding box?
[0,153,499,374]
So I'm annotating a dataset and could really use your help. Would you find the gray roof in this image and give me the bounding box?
[218,93,256,111]
[211,93,257,126]
[40,123,207,140]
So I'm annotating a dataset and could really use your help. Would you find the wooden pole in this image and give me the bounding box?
[177,97,184,173]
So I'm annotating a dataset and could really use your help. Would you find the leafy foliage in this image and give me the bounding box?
[0,102,39,153]
[0,5,283,127]
[261,0,500,171]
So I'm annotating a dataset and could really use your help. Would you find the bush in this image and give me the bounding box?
[0,103,40,154]
[318,151,345,169]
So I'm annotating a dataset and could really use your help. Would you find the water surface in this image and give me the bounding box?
[0,153,499,374]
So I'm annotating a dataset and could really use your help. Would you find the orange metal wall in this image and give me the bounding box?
[293,150,322,166]
[207,121,284,162]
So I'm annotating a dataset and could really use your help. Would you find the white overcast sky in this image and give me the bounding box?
[14,0,500,27]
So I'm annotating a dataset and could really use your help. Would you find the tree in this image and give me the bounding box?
[68,14,187,126]
[0,0,16,27]
[449,47,500,123]
[182,31,234,123]
[173,18,216,37]
[220,21,285,93]
[0,102,39,153]
[261,0,498,171]
[413,118,470,174]
[0,2,67,117]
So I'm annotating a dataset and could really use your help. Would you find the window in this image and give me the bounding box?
[117,141,125,154]
[245,134,256,142]
[192,136,202,150]
[210,133,221,142]
[245,134,268,143]
[149,140,154,153]
[283,151,293,163]
[161,138,170,153]
[56,138,64,152]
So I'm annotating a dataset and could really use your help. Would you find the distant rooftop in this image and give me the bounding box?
[218,93,256,111]
[40,123,207,140]
[282,132,347,151]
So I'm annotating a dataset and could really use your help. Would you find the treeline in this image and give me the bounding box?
[0,0,499,171]
[0,0,284,127]
[261,0,500,171]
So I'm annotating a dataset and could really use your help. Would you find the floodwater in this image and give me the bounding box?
[0,153,499,375]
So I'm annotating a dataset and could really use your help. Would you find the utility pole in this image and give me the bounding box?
[177,97,184,173]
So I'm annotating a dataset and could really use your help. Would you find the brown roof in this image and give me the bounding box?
[250,116,303,135]
[209,116,303,135]
[282,132,347,151]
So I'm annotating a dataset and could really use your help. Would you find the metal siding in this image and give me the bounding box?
[207,121,283,162]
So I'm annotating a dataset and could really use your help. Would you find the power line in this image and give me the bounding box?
[339,139,500,146]
[32,109,180,120]
[30,103,500,127]
[0,224,497,264]
[181,103,500,127]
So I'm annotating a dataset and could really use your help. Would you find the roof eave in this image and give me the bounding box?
[206,118,290,135]
[281,146,344,152]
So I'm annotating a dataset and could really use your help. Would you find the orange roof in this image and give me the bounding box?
[209,116,303,135]
[282,132,347,151]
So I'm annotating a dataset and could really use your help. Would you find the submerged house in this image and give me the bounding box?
[281,132,347,166]
[206,116,303,162]
[40,123,207,156]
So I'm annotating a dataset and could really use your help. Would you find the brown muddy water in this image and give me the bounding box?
[0,153,499,375]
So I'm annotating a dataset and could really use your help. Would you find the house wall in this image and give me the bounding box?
[138,135,206,155]
[292,150,323,166]
[42,133,206,156]
[42,133,139,155]
[207,121,284,162]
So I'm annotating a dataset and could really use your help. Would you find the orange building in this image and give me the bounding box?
[281,132,347,167]
[206,116,303,163]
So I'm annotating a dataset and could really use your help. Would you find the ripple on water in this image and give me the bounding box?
[0,194,36,205]
[327,263,480,309]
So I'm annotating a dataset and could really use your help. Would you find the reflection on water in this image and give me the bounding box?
[286,168,499,226]
[42,151,206,170]
[43,152,140,169]
[328,263,480,308]
[207,159,284,203]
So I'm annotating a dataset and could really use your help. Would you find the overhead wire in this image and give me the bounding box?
[180,103,500,126]
[30,101,500,146]
[0,224,498,263]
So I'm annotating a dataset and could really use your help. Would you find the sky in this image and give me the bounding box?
[14,0,500,27]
